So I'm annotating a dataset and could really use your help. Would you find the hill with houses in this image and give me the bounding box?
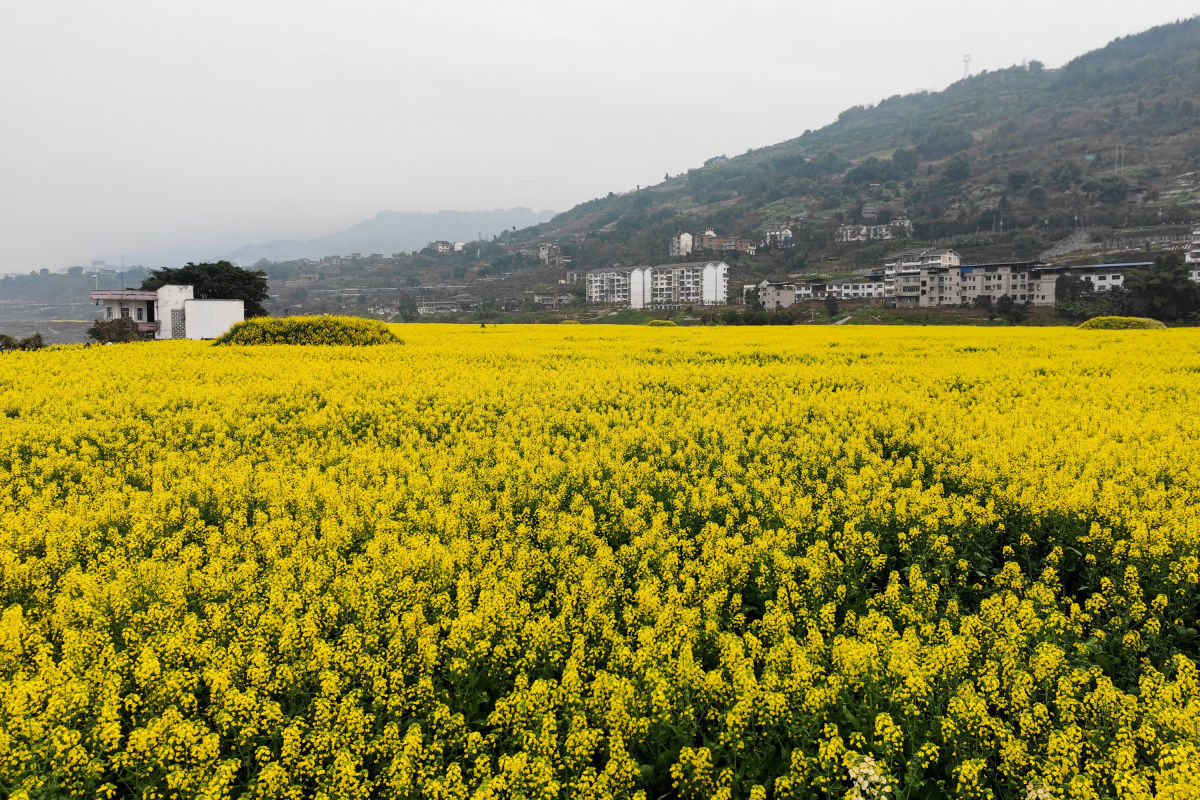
[511,16,1199,278]
[249,16,1200,320]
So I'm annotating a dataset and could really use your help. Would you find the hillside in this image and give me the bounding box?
[512,16,1199,276]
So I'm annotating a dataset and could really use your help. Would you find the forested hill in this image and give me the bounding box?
[517,16,1200,271]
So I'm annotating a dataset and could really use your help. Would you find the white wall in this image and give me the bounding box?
[183,300,244,339]
[702,263,727,305]
[155,285,194,339]
[630,267,650,309]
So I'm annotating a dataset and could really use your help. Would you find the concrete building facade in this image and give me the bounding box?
[586,261,729,308]
[90,284,245,339]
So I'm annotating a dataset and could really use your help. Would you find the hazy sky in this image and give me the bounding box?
[1,1,1196,273]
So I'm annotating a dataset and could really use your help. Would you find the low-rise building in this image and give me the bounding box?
[533,293,576,307]
[757,280,796,310]
[509,241,566,266]
[835,218,913,244]
[669,232,693,257]
[90,284,244,339]
[1028,262,1153,307]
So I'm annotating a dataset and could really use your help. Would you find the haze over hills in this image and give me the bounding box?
[220,208,556,266]
[57,208,557,274]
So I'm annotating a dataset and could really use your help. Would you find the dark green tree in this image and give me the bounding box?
[941,154,972,183]
[140,261,269,317]
[1121,254,1200,322]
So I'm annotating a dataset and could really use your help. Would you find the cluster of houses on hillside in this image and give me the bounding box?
[753,251,1150,310]
[755,239,1200,311]
[427,240,467,254]
[834,218,914,243]
[670,229,792,257]
[586,226,1200,311]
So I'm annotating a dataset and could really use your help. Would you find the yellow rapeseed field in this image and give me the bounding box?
[2,324,1199,800]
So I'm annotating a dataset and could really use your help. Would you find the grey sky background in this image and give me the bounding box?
[2,1,1197,273]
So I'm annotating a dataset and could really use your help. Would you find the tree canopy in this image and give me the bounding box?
[141,261,269,317]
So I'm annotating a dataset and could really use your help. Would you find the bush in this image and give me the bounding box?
[87,318,141,344]
[213,315,402,345]
[1078,316,1167,330]
[1,332,47,351]
[646,319,677,327]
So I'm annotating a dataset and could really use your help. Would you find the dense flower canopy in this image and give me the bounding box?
[1,325,1198,799]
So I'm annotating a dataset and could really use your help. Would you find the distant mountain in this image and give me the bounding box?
[222,208,555,265]
[514,16,1200,272]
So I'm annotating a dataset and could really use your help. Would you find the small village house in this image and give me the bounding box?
[90,285,244,340]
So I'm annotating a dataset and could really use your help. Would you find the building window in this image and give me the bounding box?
[106,306,114,319]
[136,307,144,321]
[120,308,130,318]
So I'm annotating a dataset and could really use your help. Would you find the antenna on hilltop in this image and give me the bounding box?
[963,54,972,78]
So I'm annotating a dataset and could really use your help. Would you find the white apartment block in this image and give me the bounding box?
[586,261,728,308]
[1187,226,1200,265]
[585,268,637,306]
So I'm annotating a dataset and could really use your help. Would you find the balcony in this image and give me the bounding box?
[91,289,157,301]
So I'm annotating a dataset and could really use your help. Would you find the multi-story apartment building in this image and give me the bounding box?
[586,262,729,308]
[1186,226,1200,266]
[917,261,1042,308]
[585,267,637,306]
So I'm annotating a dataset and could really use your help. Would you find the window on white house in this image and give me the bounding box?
[136,307,144,321]
[106,307,114,319]
[121,308,130,318]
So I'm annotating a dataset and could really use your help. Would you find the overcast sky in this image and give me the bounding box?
[1,1,1196,273]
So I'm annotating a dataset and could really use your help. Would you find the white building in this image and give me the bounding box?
[835,219,913,244]
[586,261,728,308]
[1186,226,1200,265]
[669,232,694,257]
[1027,262,1153,307]
[585,267,637,305]
[90,284,245,339]
[757,280,796,310]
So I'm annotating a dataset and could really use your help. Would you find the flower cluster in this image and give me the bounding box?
[1,324,1199,799]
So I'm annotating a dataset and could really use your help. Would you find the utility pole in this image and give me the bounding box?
[963,54,972,79]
